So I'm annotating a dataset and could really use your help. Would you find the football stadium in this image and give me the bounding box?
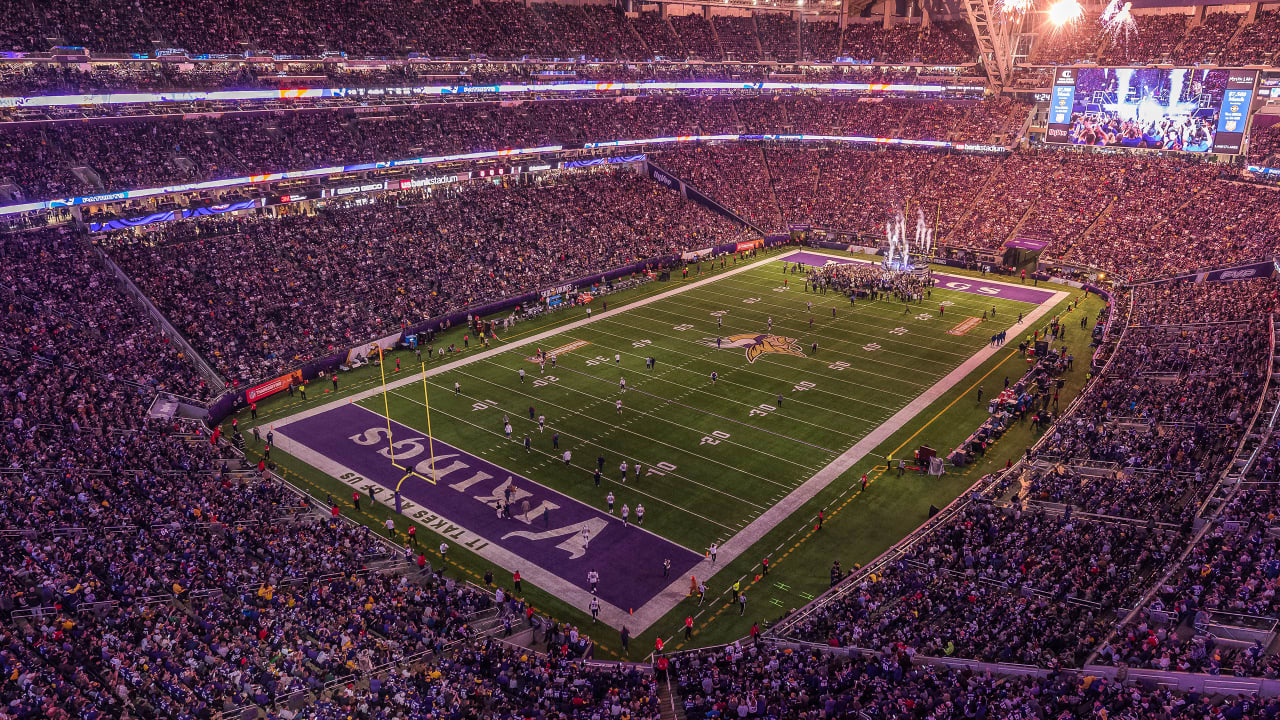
[2,0,1280,717]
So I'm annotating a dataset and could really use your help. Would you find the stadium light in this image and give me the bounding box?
[1048,0,1083,26]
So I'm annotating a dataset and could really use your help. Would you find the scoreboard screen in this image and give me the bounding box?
[1045,67,1258,154]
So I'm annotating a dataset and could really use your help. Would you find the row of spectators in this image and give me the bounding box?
[0,0,975,64]
[103,169,746,384]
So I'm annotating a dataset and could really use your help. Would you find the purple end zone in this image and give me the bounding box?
[780,251,1058,304]
[278,403,702,611]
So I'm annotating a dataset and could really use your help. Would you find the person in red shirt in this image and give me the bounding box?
[250,402,257,419]
[331,373,338,392]
[684,616,693,640]
[330,505,340,520]
[407,525,416,545]
[513,570,522,593]
[352,490,361,511]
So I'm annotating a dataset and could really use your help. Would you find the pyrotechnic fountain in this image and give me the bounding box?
[883,206,934,272]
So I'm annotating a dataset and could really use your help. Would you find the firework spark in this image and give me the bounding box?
[997,0,1032,16]
[1102,0,1137,42]
[1047,0,1084,27]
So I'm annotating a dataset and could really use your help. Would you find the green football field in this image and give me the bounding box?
[235,248,1101,657]
[359,255,1037,555]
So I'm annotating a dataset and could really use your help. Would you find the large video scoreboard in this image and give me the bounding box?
[1045,67,1258,154]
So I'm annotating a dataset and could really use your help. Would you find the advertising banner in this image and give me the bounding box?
[246,369,304,403]
[88,210,176,233]
[681,248,713,261]
[345,330,404,366]
[1046,67,1079,145]
[736,239,764,252]
[1198,259,1277,283]
[1005,238,1050,251]
[1211,71,1259,155]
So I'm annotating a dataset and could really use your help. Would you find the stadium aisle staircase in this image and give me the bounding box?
[658,672,687,720]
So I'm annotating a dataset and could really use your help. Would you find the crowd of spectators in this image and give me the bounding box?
[1248,120,1280,168]
[0,95,1036,203]
[0,59,985,102]
[103,169,745,383]
[672,641,1280,720]
[0,224,517,719]
[782,275,1276,677]
[0,0,981,67]
[1172,11,1242,65]
[8,1,1280,102]
[1133,278,1278,325]
[0,226,212,404]
[291,640,659,720]
[838,21,974,65]
[0,96,744,199]
[713,16,764,63]
[791,499,1183,667]
[754,13,800,63]
[1225,9,1280,66]
[1097,13,1188,65]
[1031,11,1104,64]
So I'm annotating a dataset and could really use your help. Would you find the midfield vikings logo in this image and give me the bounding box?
[702,334,805,363]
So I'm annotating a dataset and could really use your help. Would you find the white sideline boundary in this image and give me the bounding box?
[267,249,1072,635]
